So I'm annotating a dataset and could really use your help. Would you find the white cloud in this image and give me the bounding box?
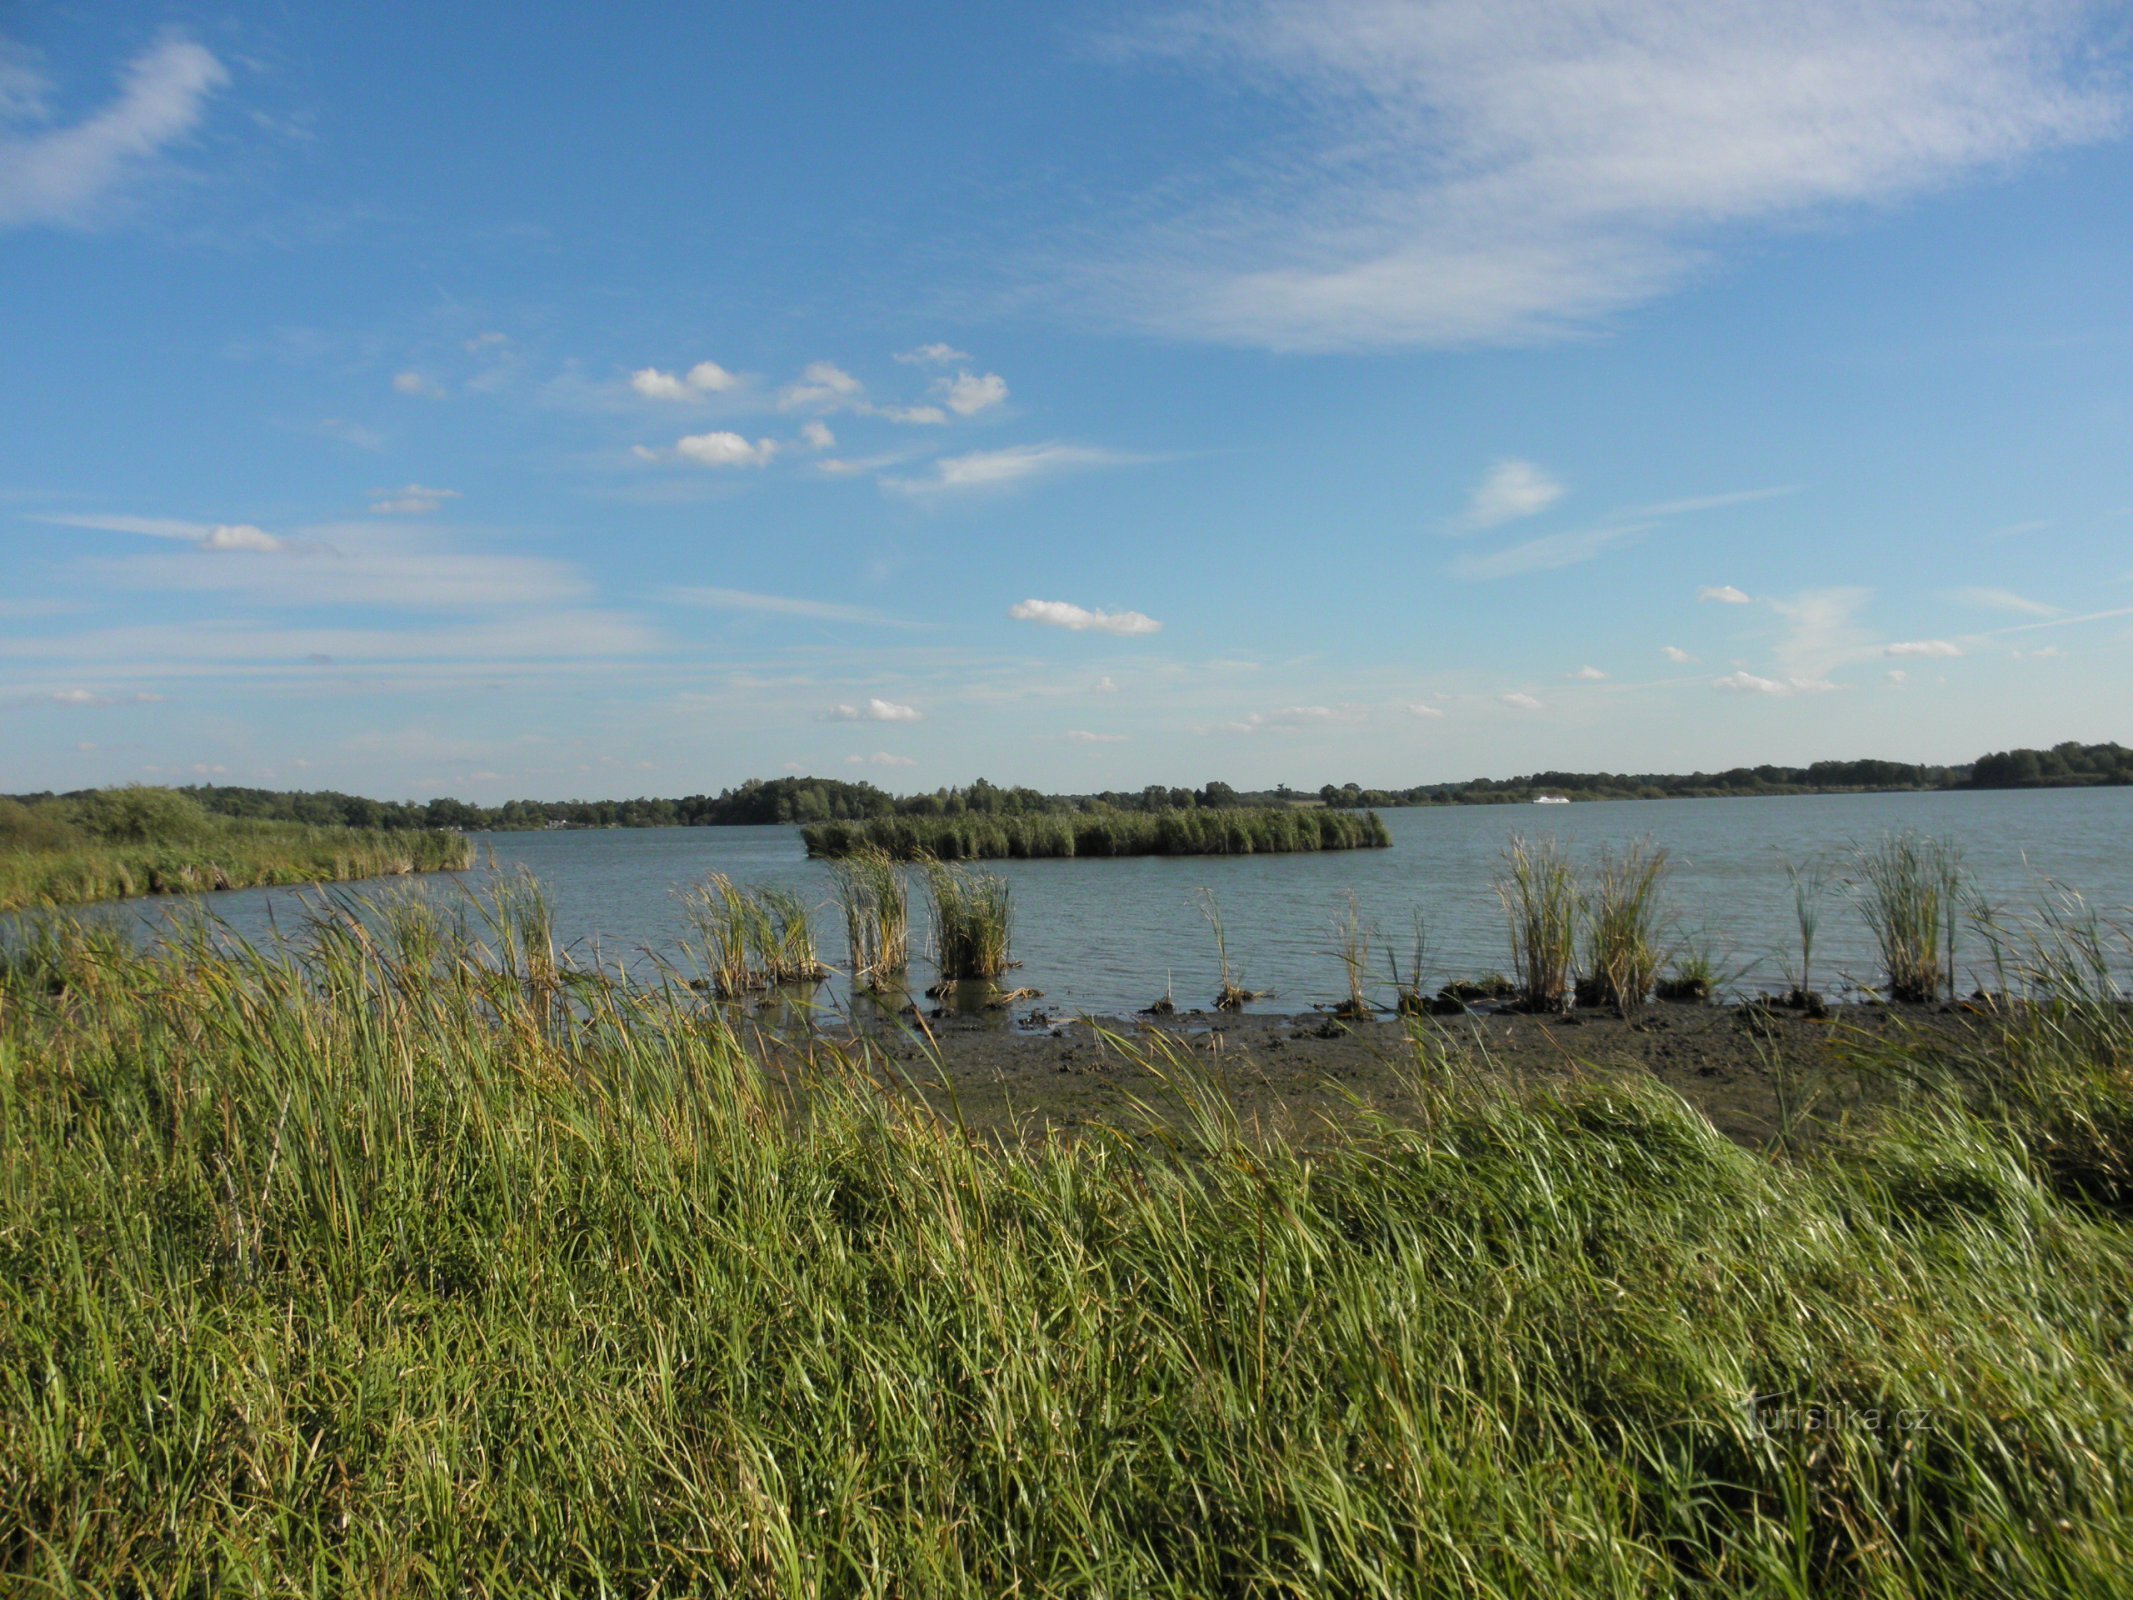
[1713,671,1838,696]
[1568,665,1607,681]
[663,586,912,627]
[0,37,229,229]
[392,371,441,398]
[630,361,740,401]
[821,698,922,723]
[1105,1,2124,350]
[1010,598,1163,636]
[896,343,971,365]
[1067,729,1127,743]
[1950,586,2059,617]
[1661,645,1697,664]
[36,688,164,709]
[1886,669,1909,685]
[667,431,779,468]
[1405,702,1446,718]
[1500,691,1542,710]
[1093,675,1120,693]
[369,484,460,516]
[1884,639,1962,658]
[1450,520,1653,581]
[888,443,1140,494]
[1770,587,1872,682]
[1458,458,1564,529]
[935,371,1009,417]
[872,403,950,426]
[41,512,283,554]
[1220,705,1367,734]
[846,751,916,768]
[800,420,835,451]
[1698,585,1752,604]
[199,523,282,553]
[2013,645,2067,660]
[779,361,865,412]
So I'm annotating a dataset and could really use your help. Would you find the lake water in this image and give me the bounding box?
[51,788,2133,1016]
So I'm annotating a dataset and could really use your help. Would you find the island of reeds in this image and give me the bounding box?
[2,873,2130,1593]
[0,785,472,912]
[802,804,1392,860]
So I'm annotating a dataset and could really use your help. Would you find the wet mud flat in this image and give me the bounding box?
[765,999,2005,1150]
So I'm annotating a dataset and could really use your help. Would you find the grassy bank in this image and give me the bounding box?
[803,805,1392,860]
[0,787,471,912]
[2,883,2130,1593]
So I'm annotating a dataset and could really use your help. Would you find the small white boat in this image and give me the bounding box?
[1533,794,1571,804]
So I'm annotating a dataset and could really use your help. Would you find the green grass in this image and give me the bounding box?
[3,883,2132,1594]
[1857,831,1967,1003]
[0,787,471,911]
[924,858,1014,980]
[1498,833,1580,1012]
[1580,839,1670,1012]
[803,806,1392,861]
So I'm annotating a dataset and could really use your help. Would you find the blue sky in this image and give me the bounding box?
[3,2,2130,801]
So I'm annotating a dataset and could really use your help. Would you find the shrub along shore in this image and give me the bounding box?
[803,805,1392,860]
[0,787,471,912]
[1,878,2128,1593]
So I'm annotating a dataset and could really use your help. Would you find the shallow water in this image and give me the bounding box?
[47,789,2133,1017]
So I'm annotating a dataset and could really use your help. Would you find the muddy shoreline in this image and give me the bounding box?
[752,997,1998,1149]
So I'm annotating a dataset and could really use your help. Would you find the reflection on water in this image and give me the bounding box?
[41,788,2133,1017]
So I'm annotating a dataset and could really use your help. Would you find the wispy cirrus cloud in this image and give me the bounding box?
[1698,585,1752,604]
[1949,586,2059,617]
[0,36,229,230]
[1884,639,1962,658]
[1097,1,2124,350]
[38,511,284,553]
[886,443,1143,495]
[663,586,916,627]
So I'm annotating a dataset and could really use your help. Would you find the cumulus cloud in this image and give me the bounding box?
[1405,702,1446,718]
[198,523,282,553]
[1661,645,1697,664]
[896,343,971,365]
[0,36,229,229]
[1458,458,1564,530]
[872,403,950,426]
[41,512,283,554]
[1009,598,1163,636]
[821,698,922,723]
[1887,669,1909,685]
[1713,672,1837,695]
[846,751,916,768]
[1884,639,1962,658]
[1093,675,1120,693]
[887,443,1140,494]
[1066,729,1127,743]
[1220,705,1367,734]
[799,420,835,451]
[934,371,1009,417]
[1102,1,2125,350]
[647,430,780,468]
[631,360,740,401]
[1500,691,1542,710]
[1698,585,1752,604]
[392,371,442,398]
[1568,665,1607,681]
[779,361,865,412]
[369,484,460,516]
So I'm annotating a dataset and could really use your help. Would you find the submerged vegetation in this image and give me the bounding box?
[803,806,1391,861]
[0,786,469,912]
[2,880,2131,1592]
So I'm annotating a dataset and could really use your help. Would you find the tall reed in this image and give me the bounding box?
[925,858,1014,981]
[1783,851,1835,1001]
[832,847,909,987]
[1855,830,1965,1002]
[1388,908,1430,1016]
[1497,835,1578,1012]
[1580,839,1669,1011]
[804,806,1391,861]
[1333,891,1374,1018]
[1198,887,1263,1009]
[753,885,829,985]
[681,872,768,997]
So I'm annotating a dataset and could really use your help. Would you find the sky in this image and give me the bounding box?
[3,2,2130,802]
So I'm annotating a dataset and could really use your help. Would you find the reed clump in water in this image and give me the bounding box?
[4,883,2132,1593]
[1856,830,1966,1003]
[681,875,828,997]
[1497,834,1578,1012]
[925,858,1014,981]
[1388,908,1430,1016]
[1578,839,1670,1012]
[803,806,1391,861]
[832,847,909,988]
[1199,887,1267,1010]
[1332,891,1375,1019]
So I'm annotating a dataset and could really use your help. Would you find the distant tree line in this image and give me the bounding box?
[7,743,2124,835]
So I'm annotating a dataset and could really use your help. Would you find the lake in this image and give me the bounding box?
[53,787,2133,1016]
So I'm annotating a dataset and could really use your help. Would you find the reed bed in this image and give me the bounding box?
[1579,839,1670,1011]
[680,875,829,996]
[0,821,470,910]
[1857,831,1967,1002]
[3,884,2132,1594]
[924,858,1014,980]
[831,847,910,987]
[802,805,1391,861]
[1497,834,1579,1012]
